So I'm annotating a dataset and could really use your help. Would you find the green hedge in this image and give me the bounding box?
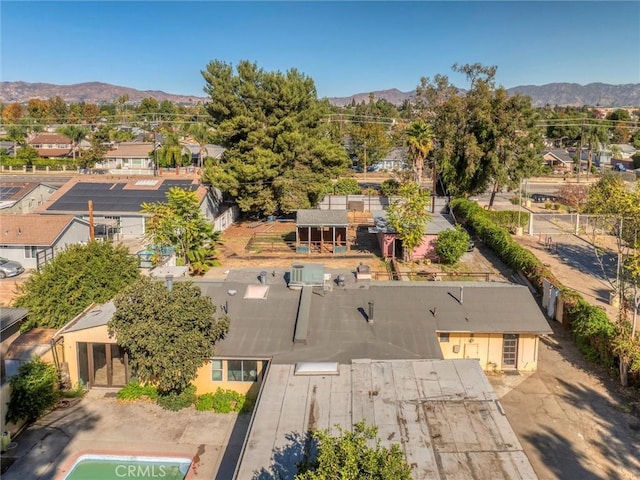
[6,358,60,424]
[451,198,632,381]
[0,157,77,168]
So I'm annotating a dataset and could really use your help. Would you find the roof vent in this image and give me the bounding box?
[294,362,339,376]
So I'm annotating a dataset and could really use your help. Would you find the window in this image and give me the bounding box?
[439,333,450,343]
[227,360,258,382]
[211,359,223,381]
[24,246,39,258]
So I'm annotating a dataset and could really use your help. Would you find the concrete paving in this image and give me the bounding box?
[1,390,250,480]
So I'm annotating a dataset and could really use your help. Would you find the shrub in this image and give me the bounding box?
[380,179,401,197]
[569,299,616,368]
[333,178,361,195]
[6,358,59,423]
[435,226,470,265]
[211,388,245,413]
[195,392,215,411]
[156,385,196,411]
[117,381,158,401]
[60,382,87,399]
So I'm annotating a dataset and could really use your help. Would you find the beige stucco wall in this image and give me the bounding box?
[193,358,268,395]
[59,324,115,386]
[437,332,540,372]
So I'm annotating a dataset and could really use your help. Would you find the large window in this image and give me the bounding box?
[228,360,258,382]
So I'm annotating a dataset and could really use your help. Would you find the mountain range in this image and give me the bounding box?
[328,83,640,108]
[1,81,639,108]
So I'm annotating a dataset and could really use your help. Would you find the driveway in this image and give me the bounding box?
[1,390,250,480]
[489,323,640,479]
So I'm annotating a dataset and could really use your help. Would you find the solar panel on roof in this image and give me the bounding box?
[0,186,21,201]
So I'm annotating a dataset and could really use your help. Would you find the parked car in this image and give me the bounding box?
[0,257,24,278]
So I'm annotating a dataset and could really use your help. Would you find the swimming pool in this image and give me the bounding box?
[62,454,192,480]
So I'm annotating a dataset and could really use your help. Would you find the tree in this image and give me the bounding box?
[583,125,609,177]
[386,182,431,261]
[141,187,221,275]
[6,358,59,424]
[80,125,111,169]
[157,132,186,168]
[5,124,27,158]
[380,178,401,197]
[348,122,392,173]
[47,96,69,122]
[333,177,361,195]
[405,120,433,184]
[189,123,212,168]
[2,102,24,124]
[554,184,589,212]
[108,277,229,395]
[14,241,140,331]
[435,225,471,265]
[57,125,88,163]
[295,422,412,480]
[201,59,349,216]
[614,252,640,386]
[415,64,542,207]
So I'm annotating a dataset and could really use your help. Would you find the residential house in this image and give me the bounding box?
[0,214,91,269]
[181,143,225,166]
[0,182,58,214]
[373,146,408,171]
[373,211,454,260]
[595,143,637,168]
[98,142,155,173]
[38,176,237,238]
[53,268,551,392]
[0,307,29,381]
[542,148,574,172]
[52,269,549,478]
[27,133,72,158]
[0,141,16,157]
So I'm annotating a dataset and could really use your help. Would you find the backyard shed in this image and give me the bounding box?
[295,210,349,254]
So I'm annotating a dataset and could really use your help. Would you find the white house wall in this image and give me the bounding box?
[3,185,58,214]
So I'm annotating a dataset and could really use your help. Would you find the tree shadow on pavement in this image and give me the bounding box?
[2,399,101,480]
[551,240,617,283]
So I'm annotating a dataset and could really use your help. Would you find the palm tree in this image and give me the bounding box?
[584,125,608,176]
[189,124,211,168]
[405,120,434,184]
[6,125,26,158]
[57,125,88,163]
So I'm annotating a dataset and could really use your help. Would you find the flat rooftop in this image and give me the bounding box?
[235,359,537,480]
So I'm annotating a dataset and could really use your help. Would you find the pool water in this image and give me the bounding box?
[64,455,191,480]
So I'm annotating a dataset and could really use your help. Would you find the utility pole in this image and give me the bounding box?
[363,141,367,182]
[576,124,584,183]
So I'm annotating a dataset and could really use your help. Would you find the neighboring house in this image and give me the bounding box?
[181,144,225,165]
[38,177,236,238]
[542,148,574,171]
[28,133,72,158]
[97,142,155,172]
[0,214,91,269]
[374,146,408,171]
[54,269,551,393]
[0,182,58,213]
[296,210,349,254]
[372,211,454,260]
[1,327,58,436]
[595,143,637,167]
[0,307,29,381]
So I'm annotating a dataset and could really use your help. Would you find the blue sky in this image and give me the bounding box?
[1,1,639,99]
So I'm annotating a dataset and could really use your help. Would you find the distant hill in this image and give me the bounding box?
[0,81,207,104]
[2,81,638,108]
[327,83,640,108]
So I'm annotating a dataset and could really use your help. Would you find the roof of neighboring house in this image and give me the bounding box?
[5,328,56,361]
[104,142,154,159]
[182,144,225,159]
[194,275,550,364]
[0,182,57,206]
[296,209,349,227]
[0,214,89,246]
[28,133,71,145]
[0,307,29,334]
[40,177,205,215]
[542,149,574,164]
[236,359,536,480]
[371,211,454,235]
